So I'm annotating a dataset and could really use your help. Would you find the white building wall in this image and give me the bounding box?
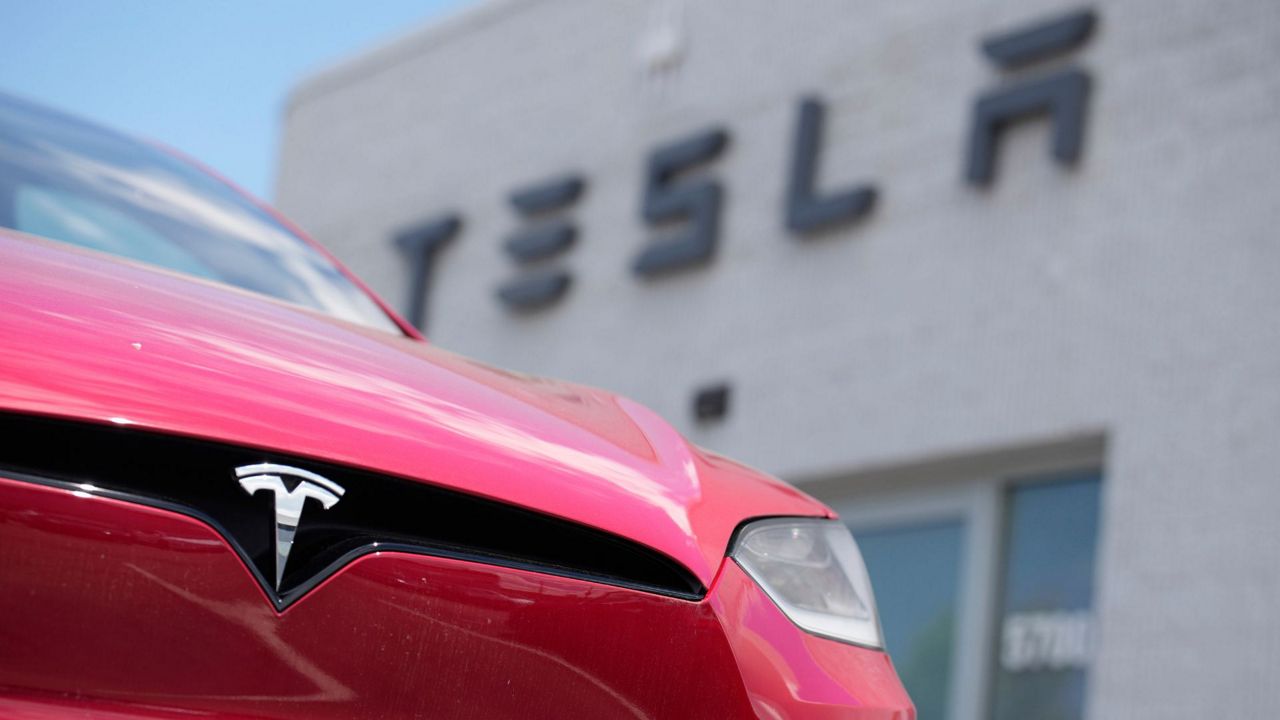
[276,1,1280,716]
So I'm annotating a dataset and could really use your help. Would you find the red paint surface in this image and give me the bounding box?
[711,562,915,719]
[0,227,913,717]
[0,476,913,718]
[0,477,754,718]
[0,230,824,588]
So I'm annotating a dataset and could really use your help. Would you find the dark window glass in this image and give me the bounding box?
[991,473,1102,720]
[0,93,398,333]
[855,519,964,720]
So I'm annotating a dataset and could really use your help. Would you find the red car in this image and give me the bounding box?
[0,93,913,719]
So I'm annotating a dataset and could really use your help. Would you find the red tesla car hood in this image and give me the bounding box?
[0,232,826,587]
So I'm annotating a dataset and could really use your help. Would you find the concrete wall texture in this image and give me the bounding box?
[277,1,1280,716]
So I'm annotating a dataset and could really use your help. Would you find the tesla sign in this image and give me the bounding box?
[395,8,1098,330]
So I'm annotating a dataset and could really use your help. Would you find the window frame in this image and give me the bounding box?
[809,436,1105,720]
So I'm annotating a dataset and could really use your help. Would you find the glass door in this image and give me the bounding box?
[827,466,1103,720]
[990,473,1102,720]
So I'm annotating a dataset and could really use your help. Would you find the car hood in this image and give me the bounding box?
[0,232,827,587]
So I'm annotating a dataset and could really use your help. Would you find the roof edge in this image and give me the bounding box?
[285,0,537,113]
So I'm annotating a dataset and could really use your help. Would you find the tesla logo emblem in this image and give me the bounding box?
[236,463,345,590]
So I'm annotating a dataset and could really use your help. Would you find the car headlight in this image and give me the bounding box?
[731,517,883,649]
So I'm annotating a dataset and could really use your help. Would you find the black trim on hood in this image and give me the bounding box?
[0,413,705,609]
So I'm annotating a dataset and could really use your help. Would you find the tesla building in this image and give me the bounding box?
[275,1,1280,717]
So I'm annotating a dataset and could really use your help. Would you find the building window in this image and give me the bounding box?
[832,465,1103,720]
[857,519,965,720]
[991,473,1101,720]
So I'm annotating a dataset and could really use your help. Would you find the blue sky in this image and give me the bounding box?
[0,0,471,200]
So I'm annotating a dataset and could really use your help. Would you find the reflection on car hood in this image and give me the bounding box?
[0,231,827,586]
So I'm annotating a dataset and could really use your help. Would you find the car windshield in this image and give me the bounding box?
[0,93,400,333]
